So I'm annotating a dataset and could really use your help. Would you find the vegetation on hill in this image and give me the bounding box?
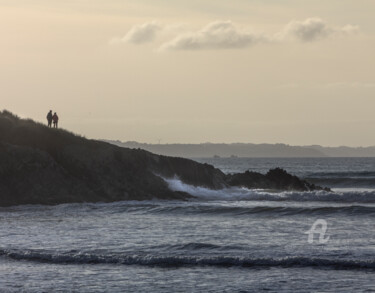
[0,110,328,207]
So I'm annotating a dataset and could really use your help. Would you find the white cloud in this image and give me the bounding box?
[111,18,360,50]
[111,22,162,45]
[159,21,267,51]
[280,18,359,42]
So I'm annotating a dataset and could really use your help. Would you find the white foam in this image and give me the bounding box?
[164,177,375,203]
[165,177,256,200]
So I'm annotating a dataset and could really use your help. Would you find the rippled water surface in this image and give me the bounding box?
[1,158,374,292]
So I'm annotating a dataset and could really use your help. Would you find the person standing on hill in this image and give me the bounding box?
[46,110,53,127]
[52,112,59,128]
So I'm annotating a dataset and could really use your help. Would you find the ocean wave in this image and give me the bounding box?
[305,177,375,188]
[6,201,373,217]
[110,204,375,217]
[302,171,375,188]
[1,248,374,270]
[148,242,243,251]
[305,171,375,178]
[165,177,375,203]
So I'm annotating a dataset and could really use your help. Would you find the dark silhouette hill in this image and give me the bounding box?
[0,110,328,207]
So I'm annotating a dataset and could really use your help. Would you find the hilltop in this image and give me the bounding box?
[0,111,328,207]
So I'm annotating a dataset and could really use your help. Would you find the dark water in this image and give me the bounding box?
[0,158,374,292]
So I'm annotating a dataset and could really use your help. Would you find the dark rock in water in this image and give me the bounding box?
[225,170,270,190]
[265,168,328,191]
[226,167,329,191]
[0,110,329,207]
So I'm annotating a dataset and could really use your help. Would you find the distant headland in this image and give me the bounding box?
[104,141,375,158]
[0,110,329,207]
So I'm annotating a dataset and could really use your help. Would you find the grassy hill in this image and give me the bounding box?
[0,110,327,207]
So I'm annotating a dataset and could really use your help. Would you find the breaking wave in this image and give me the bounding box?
[164,177,375,203]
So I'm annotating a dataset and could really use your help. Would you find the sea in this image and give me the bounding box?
[0,157,374,292]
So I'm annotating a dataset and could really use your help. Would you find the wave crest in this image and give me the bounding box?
[1,248,374,270]
[164,177,375,203]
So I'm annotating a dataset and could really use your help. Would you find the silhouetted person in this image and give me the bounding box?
[46,110,53,127]
[52,112,59,128]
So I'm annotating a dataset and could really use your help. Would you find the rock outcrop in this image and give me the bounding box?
[0,111,329,207]
[226,168,329,191]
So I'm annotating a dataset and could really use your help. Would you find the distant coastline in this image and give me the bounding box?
[104,140,375,158]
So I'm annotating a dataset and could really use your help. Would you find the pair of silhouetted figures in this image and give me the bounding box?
[46,110,59,128]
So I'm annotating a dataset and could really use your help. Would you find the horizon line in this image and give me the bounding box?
[103,139,375,149]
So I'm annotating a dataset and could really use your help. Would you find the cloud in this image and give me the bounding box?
[280,18,359,42]
[111,22,162,44]
[159,21,267,51]
[111,18,360,50]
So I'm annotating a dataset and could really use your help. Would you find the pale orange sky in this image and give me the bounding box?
[1,0,375,146]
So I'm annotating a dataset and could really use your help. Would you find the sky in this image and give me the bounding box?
[1,0,375,146]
